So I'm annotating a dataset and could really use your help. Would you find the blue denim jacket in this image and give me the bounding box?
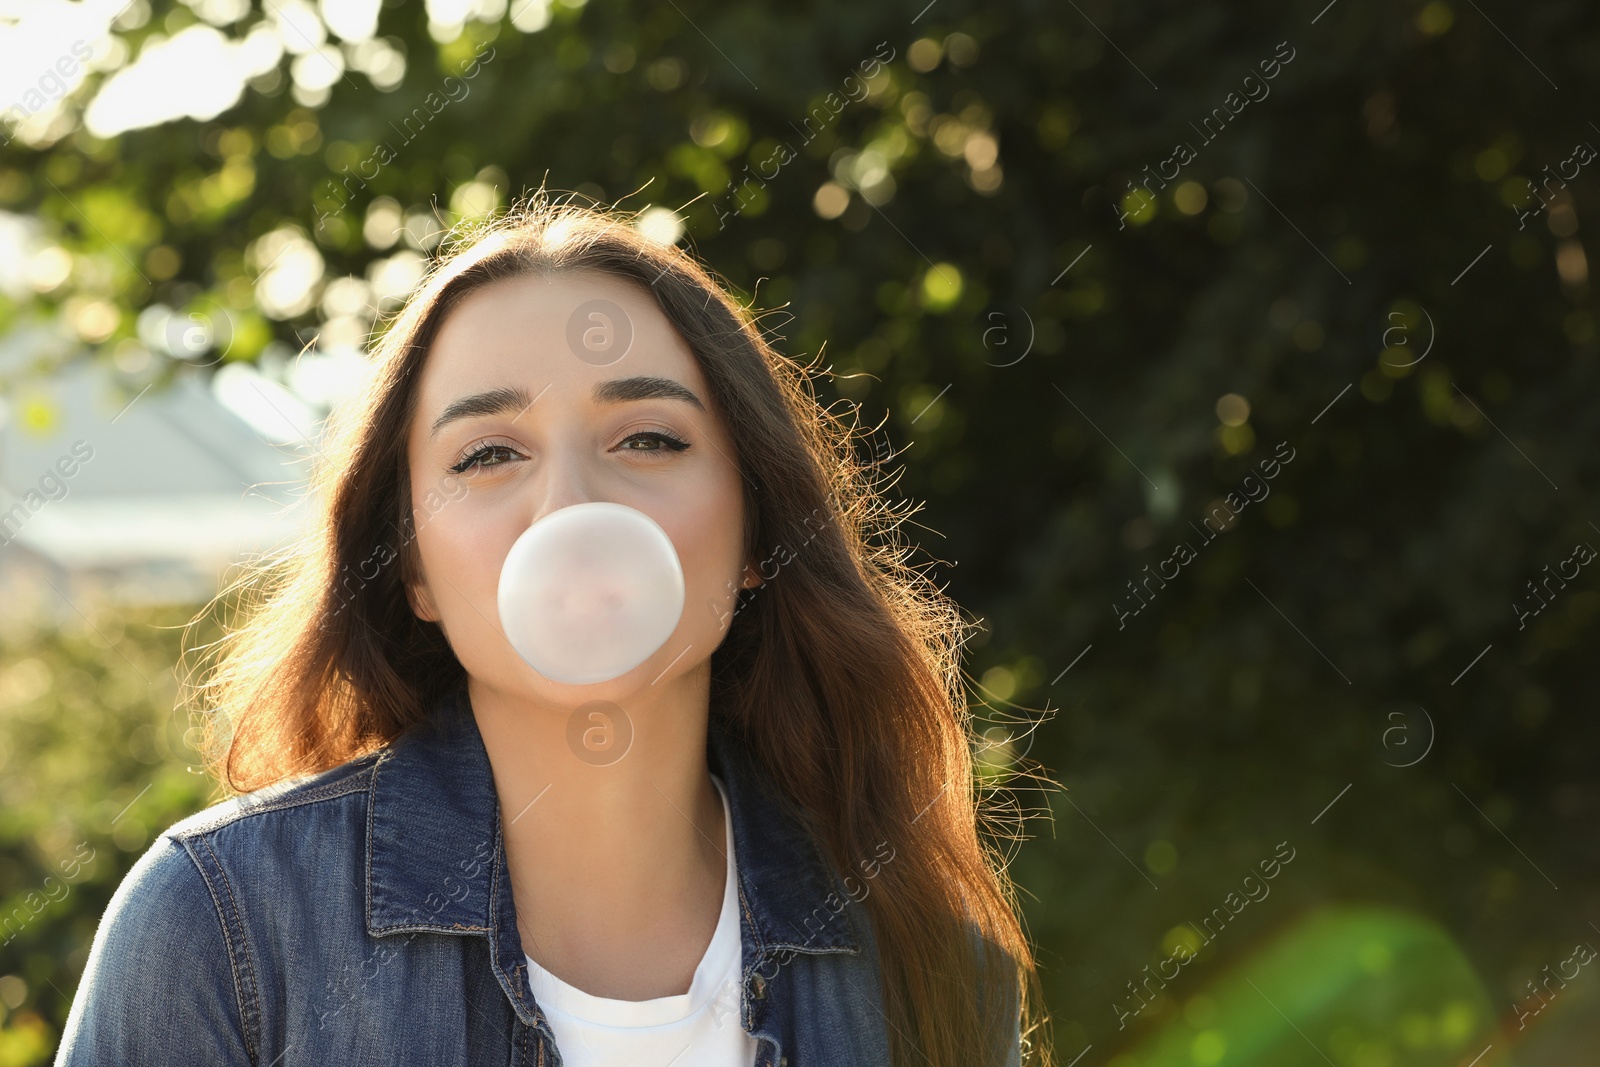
[55,683,1018,1066]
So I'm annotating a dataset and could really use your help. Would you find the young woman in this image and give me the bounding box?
[56,195,1054,1067]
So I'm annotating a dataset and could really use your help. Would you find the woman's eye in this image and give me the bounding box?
[449,443,521,474]
[448,432,689,474]
[618,431,692,457]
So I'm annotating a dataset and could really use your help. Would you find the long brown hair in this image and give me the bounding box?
[182,191,1055,1067]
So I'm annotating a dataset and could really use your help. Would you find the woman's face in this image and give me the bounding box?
[402,268,755,706]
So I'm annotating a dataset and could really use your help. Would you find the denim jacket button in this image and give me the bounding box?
[751,972,767,1000]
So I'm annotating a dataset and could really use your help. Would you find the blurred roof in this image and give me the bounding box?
[0,343,318,619]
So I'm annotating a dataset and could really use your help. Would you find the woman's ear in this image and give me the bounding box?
[740,559,764,590]
[405,578,441,622]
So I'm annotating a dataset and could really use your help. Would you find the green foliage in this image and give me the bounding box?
[0,605,217,1062]
[1117,907,1496,1067]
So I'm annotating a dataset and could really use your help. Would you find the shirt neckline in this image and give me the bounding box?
[522,773,742,1028]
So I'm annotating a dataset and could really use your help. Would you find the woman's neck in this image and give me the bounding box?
[467,672,729,1001]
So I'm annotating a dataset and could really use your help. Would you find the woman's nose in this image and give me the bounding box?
[523,450,598,528]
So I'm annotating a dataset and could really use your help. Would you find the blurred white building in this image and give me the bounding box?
[0,326,323,625]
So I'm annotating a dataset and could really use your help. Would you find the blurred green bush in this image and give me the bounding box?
[0,604,217,1065]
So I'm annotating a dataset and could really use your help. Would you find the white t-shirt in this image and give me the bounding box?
[523,774,759,1067]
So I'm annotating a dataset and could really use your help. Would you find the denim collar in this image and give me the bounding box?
[363,681,859,1027]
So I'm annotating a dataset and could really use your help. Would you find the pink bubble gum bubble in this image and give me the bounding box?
[496,502,686,685]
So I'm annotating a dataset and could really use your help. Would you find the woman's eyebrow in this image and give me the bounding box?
[429,377,705,438]
[592,375,705,412]
[429,386,536,438]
